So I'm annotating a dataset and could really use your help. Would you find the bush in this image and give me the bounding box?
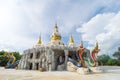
[106,59,117,66]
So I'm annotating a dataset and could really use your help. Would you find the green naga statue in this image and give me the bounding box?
[5,52,19,69]
[83,41,100,67]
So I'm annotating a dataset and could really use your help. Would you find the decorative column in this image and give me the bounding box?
[26,53,29,70]
[22,50,29,70]
[39,49,42,69]
[48,49,52,71]
[21,54,25,69]
[51,49,55,71]
[18,57,22,69]
[45,47,48,71]
[46,47,52,71]
[64,50,68,70]
[32,48,36,70]
[23,54,26,69]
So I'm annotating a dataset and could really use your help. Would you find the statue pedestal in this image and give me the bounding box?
[0,67,5,70]
[67,62,78,72]
[77,68,89,74]
[89,67,104,73]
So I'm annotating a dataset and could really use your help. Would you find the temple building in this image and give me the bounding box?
[18,23,78,71]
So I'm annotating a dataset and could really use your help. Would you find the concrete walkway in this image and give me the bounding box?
[0,66,120,80]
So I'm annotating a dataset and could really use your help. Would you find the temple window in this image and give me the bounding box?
[36,63,39,70]
[30,53,33,59]
[29,63,32,70]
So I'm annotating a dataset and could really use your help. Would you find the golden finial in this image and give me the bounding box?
[54,22,58,32]
[55,22,57,27]
[69,34,74,43]
[37,34,42,45]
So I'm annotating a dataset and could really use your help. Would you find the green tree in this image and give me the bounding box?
[0,55,8,66]
[106,59,118,66]
[0,50,5,55]
[97,47,120,66]
[116,60,120,66]
[97,54,111,65]
[12,52,22,60]
[113,47,120,59]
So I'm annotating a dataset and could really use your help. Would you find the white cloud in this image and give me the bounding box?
[77,12,120,55]
[0,0,120,53]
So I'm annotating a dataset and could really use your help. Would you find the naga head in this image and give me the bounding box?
[94,41,100,54]
[12,53,14,56]
[7,52,11,57]
[77,40,84,51]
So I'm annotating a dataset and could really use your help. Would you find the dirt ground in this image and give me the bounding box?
[0,66,120,80]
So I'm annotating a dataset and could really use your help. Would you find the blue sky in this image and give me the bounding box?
[0,0,120,55]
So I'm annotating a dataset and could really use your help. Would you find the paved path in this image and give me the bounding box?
[0,66,120,80]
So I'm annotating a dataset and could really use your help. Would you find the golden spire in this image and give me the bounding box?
[51,22,61,40]
[69,34,74,43]
[37,34,42,45]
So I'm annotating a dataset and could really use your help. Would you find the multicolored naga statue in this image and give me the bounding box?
[86,41,100,67]
[67,40,102,74]
[77,41,85,68]
[77,41,100,67]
